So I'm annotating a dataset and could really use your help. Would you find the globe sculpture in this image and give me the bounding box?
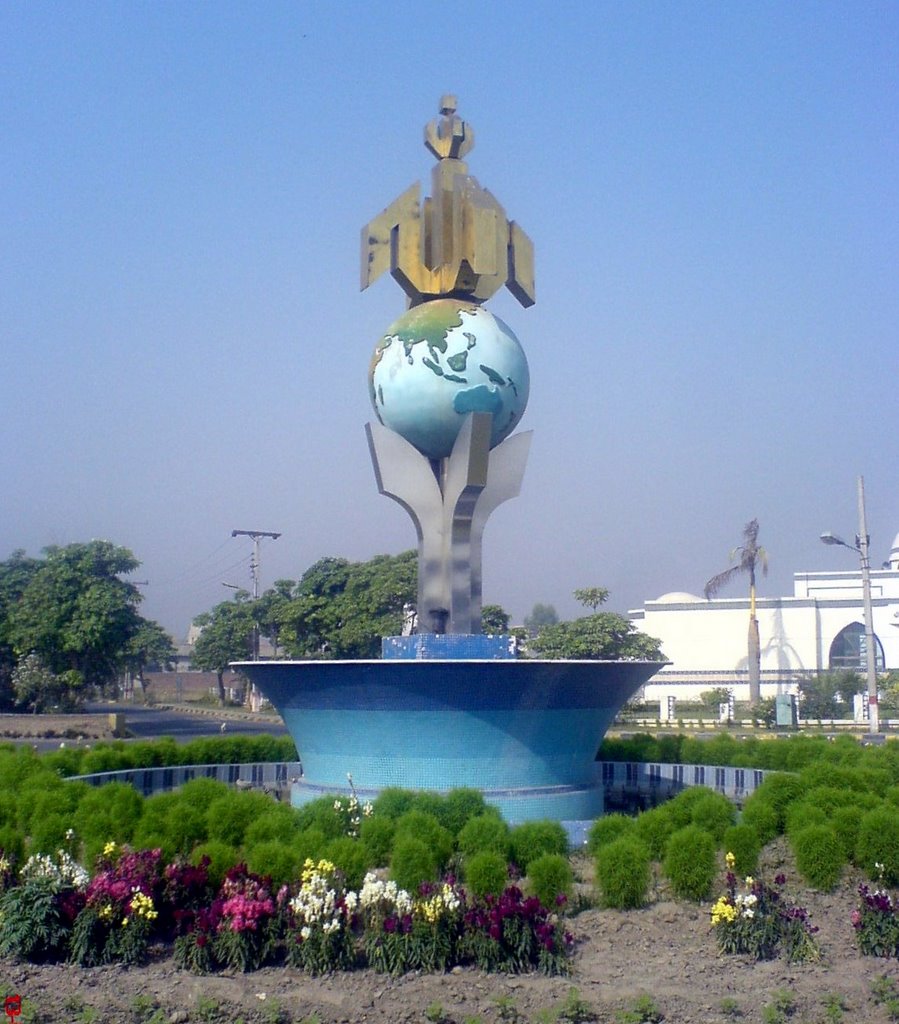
[370,299,529,460]
[237,97,663,833]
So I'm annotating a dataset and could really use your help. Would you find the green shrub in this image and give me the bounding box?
[371,787,417,820]
[595,837,651,909]
[740,796,779,846]
[323,836,372,890]
[464,850,508,898]
[28,813,70,855]
[527,853,573,909]
[791,824,845,890]
[666,786,717,829]
[690,792,736,844]
[0,824,24,865]
[662,825,716,901]
[292,796,347,840]
[359,815,395,866]
[509,820,568,873]
[244,804,301,846]
[802,785,858,815]
[856,807,899,885]
[785,802,828,838]
[752,773,806,832]
[245,841,301,888]
[164,800,209,857]
[831,805,865,860]
[457,814,511,861]
[178,777,229,806]
[389,835,437,892]
[586,813,635,856]
[73,782,144,849]
[394,811,454,869]
[632,807,675,860]
[191,841,239,888]
[206,791,273,848]
[441,788,494,836]
[721,824,760,876]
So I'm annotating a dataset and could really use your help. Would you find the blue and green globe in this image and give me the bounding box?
[369,298,530,460]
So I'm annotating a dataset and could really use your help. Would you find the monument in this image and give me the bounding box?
[237,98,663,828]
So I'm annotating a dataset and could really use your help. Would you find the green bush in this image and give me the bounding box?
[28,813,70,855]
[441,788,494,836]
[371,787,417,820]
[751,773,806,832]
[191,841,239,888]
[527,853,574,909]
[464,850,508,898]
[632,807,675,860]
[791,824,845,890]
[394,811,454,869]
[359,815,395,866]
[164,800,209,857]
[666,787,717,829]
[662,825,716,901]
[73,783,144,849]
[509,820,568,873]
[206,791,273,848]
[595,836,651,909]
[856,807,899,885]
[457,814,511,861]
[831,805,865,860]
[323,836,372,890]
[244,804,301,846]
[292,796,348,840]
[784,802,828,838]
[0,824,24,865]
[721,824,760,876]
[802,785,858,815]
[586,813,634,856]
[739,796,779,846]
[245,840,301,888]
[690,792,736,844]
[178,777,229,806]
[389,835,437,893]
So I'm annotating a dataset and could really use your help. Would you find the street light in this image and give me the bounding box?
[820,475,879,734]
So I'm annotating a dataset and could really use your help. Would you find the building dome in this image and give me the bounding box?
[890,532,899,571]
[655,591,703,603]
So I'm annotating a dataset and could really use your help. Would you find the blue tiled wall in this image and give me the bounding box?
[382,634,517,659]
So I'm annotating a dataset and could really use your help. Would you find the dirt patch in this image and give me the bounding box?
[0,714,118,741]
[4,843,899,1023]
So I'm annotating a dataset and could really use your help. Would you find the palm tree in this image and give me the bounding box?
[704,519,768,704]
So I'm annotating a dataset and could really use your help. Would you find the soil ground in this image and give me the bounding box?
[5,840,899,1024]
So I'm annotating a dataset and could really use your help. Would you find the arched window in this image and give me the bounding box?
[828,622,885,672]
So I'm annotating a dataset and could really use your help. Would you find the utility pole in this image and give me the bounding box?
[231,529,281,709]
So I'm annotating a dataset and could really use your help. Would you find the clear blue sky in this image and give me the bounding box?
[3,1,897,639]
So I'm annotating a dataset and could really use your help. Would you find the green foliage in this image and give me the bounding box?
[722,824,760,876]
[481,604,510,633]
[441,788,495,836]
[205,790,273,848]
[761,988,797,1024]
[73,782,144,852]
[529,610,663,661]
[798,670,865,720]
[739,795,780,846]
[0,878,72,961]
[527,853,573,908]
[586,813,634,856]
[191,841,239,888]
[555,987,598,1023]
[371,787,417,820]
[689,791,736,843]
[390,835,438,892]
[244,804,301,846]
[509,820,568,873]
[394,811,453,869]
[464,849,508,898]
[791,824,845,890]
[524,603,558,632]
[323,836,372,890]
[595,837,651,910]
[614,993,663,1024]
[274,551,417,659]
[293,795,349,840]
[832,805,865,860]
[856,806,899,884]
[359,815,395,866]
[245,841,302,888]
[784,802,827,838]
[751,773,806,832]
[191,597,255,704]
[632,807,674,860]
[665,785,717,829]
[457,813,511,860]
[662,825,716,901]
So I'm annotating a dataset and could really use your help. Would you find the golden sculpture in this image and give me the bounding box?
[361,96,535,308]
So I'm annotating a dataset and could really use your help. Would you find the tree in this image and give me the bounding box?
[0,550,41,709]
[529,590,663,661]
[524,603,558,635]
[798,670,865,720]
[704,519,768,704]
[274,551,417,659]
[481,604,510,634]
[191,597,255,705]
[10,652,82,713]
[6,541,144,697]
[123,619,176,697]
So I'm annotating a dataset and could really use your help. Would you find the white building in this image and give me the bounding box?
[630,532,899,704]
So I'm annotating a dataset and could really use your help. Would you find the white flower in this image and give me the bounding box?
[742,908,755,919]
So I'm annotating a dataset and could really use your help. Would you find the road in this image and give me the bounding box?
[90,702,289,742]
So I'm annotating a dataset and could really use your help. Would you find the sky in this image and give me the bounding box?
[3,1,898,640]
